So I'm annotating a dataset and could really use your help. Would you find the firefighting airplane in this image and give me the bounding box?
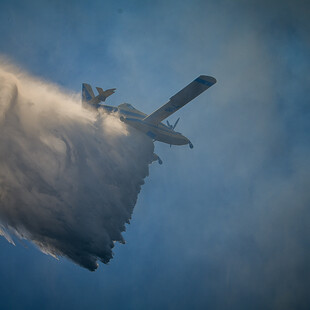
[82,75,216,156]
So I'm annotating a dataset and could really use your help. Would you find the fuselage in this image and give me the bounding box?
[99,103,190,146]
[82,75,217,148]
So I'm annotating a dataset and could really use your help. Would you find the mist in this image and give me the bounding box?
[0,0,309,309]
[0,63,154,271]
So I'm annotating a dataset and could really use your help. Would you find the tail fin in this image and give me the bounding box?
[82,83,116,108]
[82,83,95,102]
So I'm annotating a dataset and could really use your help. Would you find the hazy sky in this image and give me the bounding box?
[0,0,309,309]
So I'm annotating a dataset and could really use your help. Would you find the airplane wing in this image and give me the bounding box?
[143,75,216,125]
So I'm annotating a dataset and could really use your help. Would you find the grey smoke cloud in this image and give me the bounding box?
[0,62,154,271]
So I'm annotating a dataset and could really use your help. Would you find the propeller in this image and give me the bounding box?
[167,118,180,148]
[166,117,180,130]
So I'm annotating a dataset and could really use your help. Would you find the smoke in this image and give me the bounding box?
[0,62,155,271]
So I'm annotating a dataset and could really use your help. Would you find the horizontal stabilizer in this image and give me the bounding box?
[82,83,116,108]
[143,75,216,125]
[96,87,116,102]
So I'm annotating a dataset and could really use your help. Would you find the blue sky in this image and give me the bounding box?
[0,0,309,309]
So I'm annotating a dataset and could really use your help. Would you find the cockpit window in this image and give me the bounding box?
[125,103,135,110]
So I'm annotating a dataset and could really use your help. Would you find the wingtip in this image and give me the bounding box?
[195,75,217,87]
[199,75,217,84]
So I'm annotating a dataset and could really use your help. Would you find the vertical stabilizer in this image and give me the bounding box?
[82,83,95,102]
[82,83,116,108]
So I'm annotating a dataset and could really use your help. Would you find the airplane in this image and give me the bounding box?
[82,75,216,163]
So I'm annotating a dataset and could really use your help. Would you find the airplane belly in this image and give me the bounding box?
[155,132,189,145]
[122,118,189,146]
